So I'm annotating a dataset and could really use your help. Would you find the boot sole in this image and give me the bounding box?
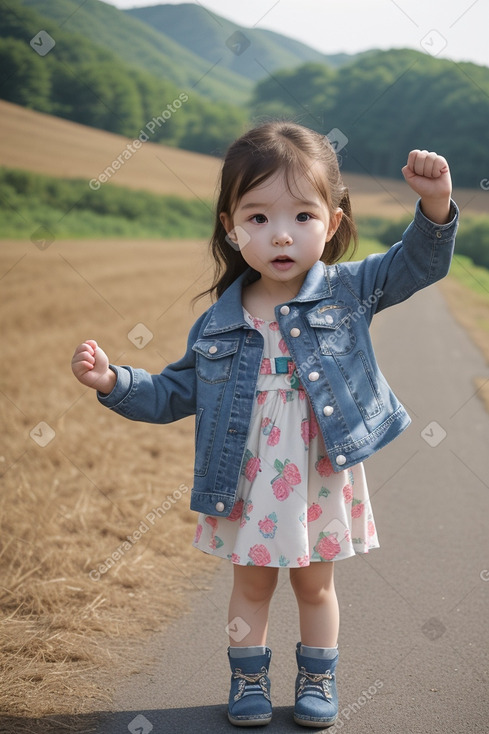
[293,713,337,728]
[228,713,272,726]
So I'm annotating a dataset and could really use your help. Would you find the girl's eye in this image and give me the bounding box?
[250,214,267,224]
[297,212,311,222]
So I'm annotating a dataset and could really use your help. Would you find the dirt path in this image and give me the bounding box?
[23,280,486,734]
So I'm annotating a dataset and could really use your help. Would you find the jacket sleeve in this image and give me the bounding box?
[97,311,207,424]
[339,198,459,315]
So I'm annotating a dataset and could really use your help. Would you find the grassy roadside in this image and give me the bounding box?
[351,240,489,411]
[438,257,489,411]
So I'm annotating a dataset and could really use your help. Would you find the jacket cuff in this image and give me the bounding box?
[97,365,133,407]
[413,198,459,239]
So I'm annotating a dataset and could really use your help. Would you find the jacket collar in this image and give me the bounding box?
[203,261,333,336]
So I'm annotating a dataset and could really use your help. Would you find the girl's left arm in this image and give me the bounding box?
[401,149,452,224]
[340,150,459,314]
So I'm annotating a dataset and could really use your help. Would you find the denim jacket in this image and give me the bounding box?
[99,200,458,516]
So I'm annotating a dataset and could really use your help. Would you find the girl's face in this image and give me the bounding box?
[220,168,342,295]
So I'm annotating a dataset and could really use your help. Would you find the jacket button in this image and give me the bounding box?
[290,327,301,337]
[323,405,334,416]
[215,501,225,512]
[208,345,218,354]
[336,454,347,466]
[325,314,334,324]
[308,371,319,381]
[280,305,290,315]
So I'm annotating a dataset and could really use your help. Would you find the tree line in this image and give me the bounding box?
[1,4,488,189]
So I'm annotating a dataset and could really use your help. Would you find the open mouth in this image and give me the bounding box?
[271,255,295,270]
[273,255,294,263]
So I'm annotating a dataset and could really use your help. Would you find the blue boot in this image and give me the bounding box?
[293,642,338,728]
[227,646,272,727]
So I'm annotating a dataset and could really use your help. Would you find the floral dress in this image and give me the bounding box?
[192,309,379,567]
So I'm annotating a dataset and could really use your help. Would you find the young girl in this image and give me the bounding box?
[72,122,458,728]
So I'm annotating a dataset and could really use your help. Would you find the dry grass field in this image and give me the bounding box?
[1,101,488,721]
[1,99,487,216]
[0,236,222,718]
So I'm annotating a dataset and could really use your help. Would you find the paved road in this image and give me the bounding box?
[33,283,489,734]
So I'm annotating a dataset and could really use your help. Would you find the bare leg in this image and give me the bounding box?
[289,562,339,647]
[228,565,279,646]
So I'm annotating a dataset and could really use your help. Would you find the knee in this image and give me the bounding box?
[290,567,334,605]
[236,569,278,603]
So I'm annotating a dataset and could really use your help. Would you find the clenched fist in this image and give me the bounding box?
[71,339,116,394]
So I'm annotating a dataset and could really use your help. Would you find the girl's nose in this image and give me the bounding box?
[273,233,293,246]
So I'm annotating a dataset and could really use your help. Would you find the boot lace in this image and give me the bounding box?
[232,666,271,702]
[296,666,333,700]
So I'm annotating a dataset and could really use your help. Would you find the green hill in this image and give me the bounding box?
[1,0,247,152]
[126,2,356,82]
[18,0,253,103]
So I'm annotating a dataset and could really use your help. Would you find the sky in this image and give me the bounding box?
[101,0,489,68]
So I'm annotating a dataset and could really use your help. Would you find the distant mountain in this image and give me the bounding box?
[18,0,253,103]
[16,0,362,103]
[126,3,357,83]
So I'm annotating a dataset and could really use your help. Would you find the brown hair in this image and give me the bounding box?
[198,120,357,302]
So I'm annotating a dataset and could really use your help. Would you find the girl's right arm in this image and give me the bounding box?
[71,312,206,425]
[71,339,116,395]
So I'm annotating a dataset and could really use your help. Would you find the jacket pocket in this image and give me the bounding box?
[192,338,239,384]
[353,351,383,420]
[306,305,355,355]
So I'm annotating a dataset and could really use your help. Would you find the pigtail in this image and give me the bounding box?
[323,189,358,265]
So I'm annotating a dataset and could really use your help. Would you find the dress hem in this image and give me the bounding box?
[192,541,380,567]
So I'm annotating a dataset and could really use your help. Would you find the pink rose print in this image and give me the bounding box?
[205,516,218,531]
[269,321,279,331]
[283,462,301,485]
[194,524,203,543]
[228,499,244,522]
[271,459,301,501]
[272,477,292,501]
[261,359,272,375]
[278,338,288,354]
[307,503,322,522]
[257,391,268,405]
[368,520,376,537]
[316,455,334,478]
[210,535,224,550]
[245,457,261,481]
[242,449,261,482]
[302,413,319,447]
[258,512,277,539]
[231,553,241,564]
[252,317,265,329]
[248,544,271,566]
[314,534,341,560]
[351,500,364,518]
[267,426,281,446]
[240,500,253,527]
[343,484,353,503]
[261,417,271,429]
[297,555,310,567]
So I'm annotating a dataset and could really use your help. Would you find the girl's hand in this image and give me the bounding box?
[71,340,116,394]
[402,149,452,223]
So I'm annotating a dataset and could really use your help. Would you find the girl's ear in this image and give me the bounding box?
[326,208,343,242]
[220,212,234,235]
